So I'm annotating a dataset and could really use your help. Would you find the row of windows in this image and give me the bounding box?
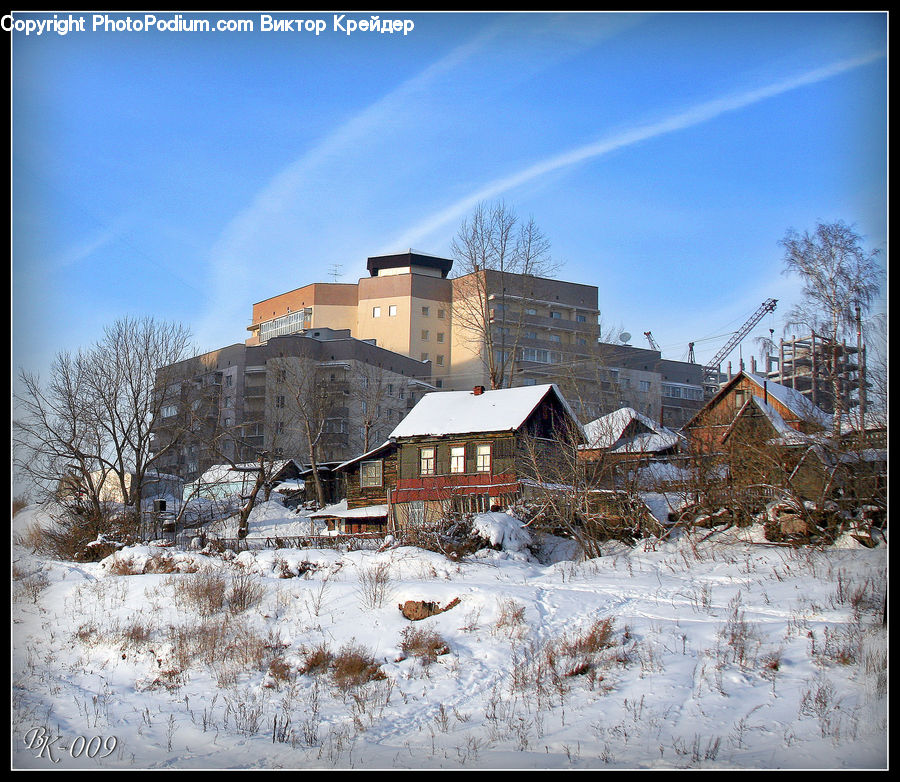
[662,384,704,401]
[419,443,491,476]
[372,305,448,319]
[258,309,312,342]
[503,305,591,323]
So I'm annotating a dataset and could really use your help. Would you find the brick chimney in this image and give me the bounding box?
[473,386,485,395]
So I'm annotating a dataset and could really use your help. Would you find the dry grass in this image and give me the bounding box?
[494,598,527,637]
[173,572,228,616]
[357,561,393,611]
[227,572,265,614]
[120,618,154,648]
[330,643,387,691]
[399,626,450,665]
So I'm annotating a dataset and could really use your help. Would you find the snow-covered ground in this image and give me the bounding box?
[12,503,887,769]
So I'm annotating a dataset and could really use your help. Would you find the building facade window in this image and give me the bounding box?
[422,306,430,316]
[419,447,436,476]
[162,404,177,418]
[437,309,445,319]
[476,444,492,473]
[360,460,383,488]
[373,306,381,318]
[389,305,397,316]
[436,354,444,366]
[450,446,465,474]
[421,330,429,341]
[436,332,445,343]
[639,380,651,392]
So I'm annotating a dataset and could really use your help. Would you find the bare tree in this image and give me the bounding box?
[270,355,343,507]
[14,351,109,516]
[14,317,193,525]
[451,201,558,390]
[780,221,882,436]
[87,317,194,518]
[517,414,661,557]
[349,362,394,453]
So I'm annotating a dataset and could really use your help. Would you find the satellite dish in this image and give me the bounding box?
[619,332,631,344]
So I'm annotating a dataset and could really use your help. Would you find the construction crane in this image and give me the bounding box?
[644,331,661,351]
[702,298,777,393]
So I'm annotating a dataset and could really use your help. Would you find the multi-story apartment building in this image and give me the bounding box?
[247,251,456,387]
[164,248,706,484]
[595,343,705,430]
[247,251,602,412]
[152,328,433,483]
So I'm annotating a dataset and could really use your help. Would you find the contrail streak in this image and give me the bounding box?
[395,49,885,248]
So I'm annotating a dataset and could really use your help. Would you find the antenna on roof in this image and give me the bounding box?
[328,264,343,283]
[618,332,631,344]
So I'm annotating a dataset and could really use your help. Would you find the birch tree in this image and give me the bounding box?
[779,221,882,436]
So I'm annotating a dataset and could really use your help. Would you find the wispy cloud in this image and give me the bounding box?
[195,15,635,349]
[390,49,886,250]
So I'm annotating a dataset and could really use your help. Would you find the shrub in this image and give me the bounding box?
[175,572,227,616]
[299,642,334,676]
[331,643,386,691]
[399,626,450,665]
[227,572,265,614]
[20,505,133,562]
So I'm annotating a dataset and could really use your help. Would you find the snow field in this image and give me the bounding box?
[12,506,887,769]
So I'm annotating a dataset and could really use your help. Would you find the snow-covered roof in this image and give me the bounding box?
[192,460,300,486]
[335,441,395,472]
[840,409,887,435]
[727,395,815,446]
[308,499,389,519]
[745,373,831,429]
[389,383,582,439]
[582,407,679,453]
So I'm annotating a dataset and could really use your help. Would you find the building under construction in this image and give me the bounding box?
[764,333,866,415]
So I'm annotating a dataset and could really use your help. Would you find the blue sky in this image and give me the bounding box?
[12,11,887,380]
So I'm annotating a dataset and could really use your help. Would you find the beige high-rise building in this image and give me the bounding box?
[246,250,602,403]
[247,251,456,387]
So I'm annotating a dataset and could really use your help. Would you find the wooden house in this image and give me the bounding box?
[683,371,831,454]
[316,441,399,533]
[579,407,683,487]
[386,384,583,529]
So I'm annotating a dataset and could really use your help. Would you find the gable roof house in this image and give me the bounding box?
[683,372,831,454]
[680,372,881,506]
[579,407,686,489]
[368,383,583,529]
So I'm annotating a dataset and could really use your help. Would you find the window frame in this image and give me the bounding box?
[360,459,383,488]
[419,446,436,476]
[449,445,466,474]
[475,443,492,473]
